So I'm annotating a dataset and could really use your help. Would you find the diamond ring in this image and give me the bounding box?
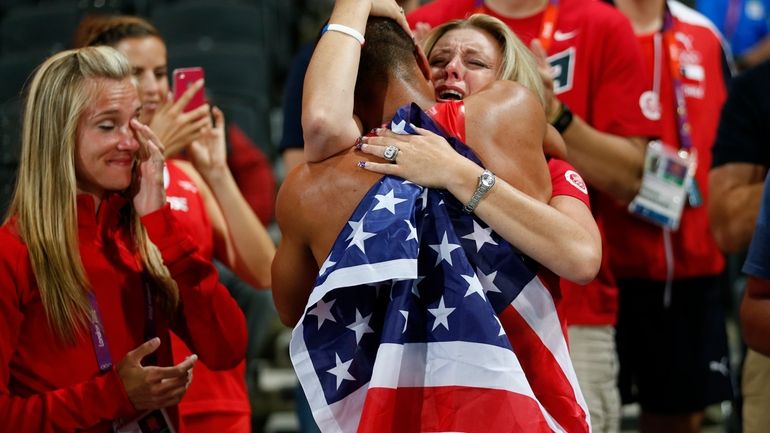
[383,144,399,163]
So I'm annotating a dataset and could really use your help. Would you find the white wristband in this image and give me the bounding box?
[323,23,365,45]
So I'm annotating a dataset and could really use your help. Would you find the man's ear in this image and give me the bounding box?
[414,44,431,81]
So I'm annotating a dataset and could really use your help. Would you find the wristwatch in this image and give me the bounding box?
[551,102,574,134]
[463,169,496,213]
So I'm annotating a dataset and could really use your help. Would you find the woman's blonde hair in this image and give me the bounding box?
[422,13,546,107]
[5,46,178,342]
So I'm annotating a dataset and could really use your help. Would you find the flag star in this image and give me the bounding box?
[404,219,417,241]
[411,276,425,298]
[429,232,461,267]
[462,220,498,252]
[308,299,336,329]
[347,222,376,253]
[326,353,356,390]
[345,217,365,241]
[476,268,502,294]
[399,310,409,333]
[318,258,336,276]
[494,315,506,337]
[372,189,407,214]
[462,274,486,300]
[346,309,375,343]
[428,296,455,331]
[391,119,410,134]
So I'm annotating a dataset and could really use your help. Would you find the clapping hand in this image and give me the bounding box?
[117,338,197,411]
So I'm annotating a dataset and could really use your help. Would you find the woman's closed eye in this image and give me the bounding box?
[98,121,116,131]
[429,56,447,67]
[467,58,490,68]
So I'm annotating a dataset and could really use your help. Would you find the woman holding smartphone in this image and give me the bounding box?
[75,15,275,433]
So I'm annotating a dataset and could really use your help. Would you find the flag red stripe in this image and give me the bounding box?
[357,386,553,433]
[500,306,589,433]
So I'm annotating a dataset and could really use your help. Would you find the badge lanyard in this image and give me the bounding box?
[663,7,703,208]
[88,278,177,433]
[661,8,694,153]
[627,7,699,307]
[87,279,156,372]
[473,0,561,52]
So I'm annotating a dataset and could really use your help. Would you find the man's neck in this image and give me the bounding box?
[614,0,666,34]
[385,79,436,122]
[484,0,550,19]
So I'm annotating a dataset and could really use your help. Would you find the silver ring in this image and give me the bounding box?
[383,144,399,163]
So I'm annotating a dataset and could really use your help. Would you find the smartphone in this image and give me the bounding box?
[172,67,205,113]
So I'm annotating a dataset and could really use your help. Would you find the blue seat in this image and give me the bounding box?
[0,98,22,215]
[151,0,262,48]
[0,3,78,55]
[167,42,270,104]
[167,42,273,157]
[0,50,48,102]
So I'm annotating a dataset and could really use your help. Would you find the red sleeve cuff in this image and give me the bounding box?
[103,367,139,420]
[140,204,197,264]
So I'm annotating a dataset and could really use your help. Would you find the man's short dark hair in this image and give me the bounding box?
[356,17,416,92]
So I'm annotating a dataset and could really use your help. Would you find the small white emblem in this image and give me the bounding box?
[565,170,588,194]
[553,29,579,41]
[639,90,661,121]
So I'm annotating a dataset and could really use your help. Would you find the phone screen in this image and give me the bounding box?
[172,67,205,113]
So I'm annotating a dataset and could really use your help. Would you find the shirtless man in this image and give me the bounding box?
[271,1,590,431]
[272,7,551,326]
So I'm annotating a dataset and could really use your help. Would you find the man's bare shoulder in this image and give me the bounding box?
[278,150,382,209]
[276,148,385,258]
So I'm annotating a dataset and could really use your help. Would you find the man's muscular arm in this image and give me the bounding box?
[272,174,320,327]
[709,163,768,253]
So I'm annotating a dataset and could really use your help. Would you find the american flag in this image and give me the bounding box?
[290,104,590,433]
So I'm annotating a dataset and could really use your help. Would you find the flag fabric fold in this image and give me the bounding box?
[290,103,590,433]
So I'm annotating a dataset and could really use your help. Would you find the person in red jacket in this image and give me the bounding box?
[406,2,657,431]
[609,1,733,431]
[0,46,246,433]
[76,15,276,433]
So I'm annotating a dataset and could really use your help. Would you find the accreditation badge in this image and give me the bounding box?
[113,408,176,433]
[627,140,697,231]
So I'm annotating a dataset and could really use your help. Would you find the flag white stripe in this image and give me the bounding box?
[370,341,530,391]
[290,322,351,433]
[512,277,590,427]
[308,259,417,308]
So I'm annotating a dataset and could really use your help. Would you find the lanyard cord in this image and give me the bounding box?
[87,278,156,372]
[661,6,694,152]
[652,32,663,99]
